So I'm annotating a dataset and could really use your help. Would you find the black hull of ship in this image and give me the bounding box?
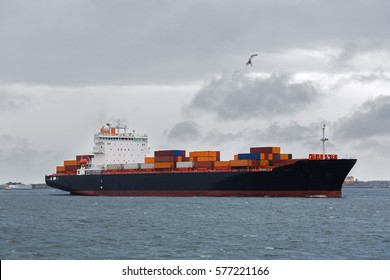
[45,159,356,197]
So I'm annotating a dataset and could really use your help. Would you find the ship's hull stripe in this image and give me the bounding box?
[70,190,342,197]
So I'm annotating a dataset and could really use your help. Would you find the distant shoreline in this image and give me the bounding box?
[343,180,390,188]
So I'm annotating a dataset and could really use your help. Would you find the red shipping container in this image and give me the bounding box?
[64,165,78,172]
[154,150,186,157]
[154,156,180,162]
[250,147,281,154]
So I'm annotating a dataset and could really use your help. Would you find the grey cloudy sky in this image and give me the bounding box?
[1,0,390,182]
[185,72,322,120]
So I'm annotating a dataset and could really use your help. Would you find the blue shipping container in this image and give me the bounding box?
[238,153,261,160]
[173,150,186,156]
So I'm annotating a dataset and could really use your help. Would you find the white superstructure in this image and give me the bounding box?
[90,123,148,169]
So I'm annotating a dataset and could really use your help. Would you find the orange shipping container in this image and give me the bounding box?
[154,162,175,169]
[234,155,238,160]
[144,157,155,164]
[196,156,218,162]
[64,160,79,166]
[190,151,219,157]
[260,153,265,160]
[214,161,230,167]
[56,166,65,173]
[280,154,289,160]
[229,159,253,167]
[190,151,204,157]
[260,160,270,168]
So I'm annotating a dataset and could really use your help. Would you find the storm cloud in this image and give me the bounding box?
[167,120,201,142]
[335,95,390,140]
[185,72,322,120]
[1,0,390,85]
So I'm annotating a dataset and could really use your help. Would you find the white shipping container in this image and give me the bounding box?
[140,163,154,169]
[123,163,140,169]
[176,161,194,168]
[106,164,124,170]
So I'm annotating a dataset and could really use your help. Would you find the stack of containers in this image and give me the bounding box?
[56,166,65,173]
[62,159,81,173]
[190,151,220,168]
[190,151,220,162]
[153,150,186,169]
[141,156,155,169]
[247,147,292,167]
[64,160,79,167]
[56,154,93,174]
[251,147,278,166]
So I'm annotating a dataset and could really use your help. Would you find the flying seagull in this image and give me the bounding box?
[246,54,258,67]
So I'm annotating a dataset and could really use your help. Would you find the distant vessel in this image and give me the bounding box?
[344,176,356,185]
[46,123,356,197]
[4,183,33,190]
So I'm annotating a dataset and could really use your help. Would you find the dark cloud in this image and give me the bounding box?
[348,72,390,84]
[329,41,390,70]
[256,121,318,143]
[330,42,360,69]
[345,138,390,157]
[1,0,390,85]
[185,72,322,120]
[167,120,201,142]
[335,95,390,140]
[0,91,30,111]
[200,128,248,146]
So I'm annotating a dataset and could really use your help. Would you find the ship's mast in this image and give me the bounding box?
[320,124,329,156]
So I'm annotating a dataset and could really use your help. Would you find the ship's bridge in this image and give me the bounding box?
[90,123,148,166]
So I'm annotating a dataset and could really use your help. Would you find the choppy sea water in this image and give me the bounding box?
[0,187,389,260]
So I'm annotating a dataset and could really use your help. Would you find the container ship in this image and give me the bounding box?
[45,123,356,197]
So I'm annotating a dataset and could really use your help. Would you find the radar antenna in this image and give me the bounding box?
[320,124,329,156]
